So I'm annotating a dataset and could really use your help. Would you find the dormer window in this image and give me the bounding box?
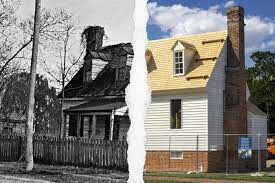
[171,40,196,76]
[174,51,183,75]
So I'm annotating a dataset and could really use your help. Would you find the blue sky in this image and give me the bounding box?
[147,0,275,67]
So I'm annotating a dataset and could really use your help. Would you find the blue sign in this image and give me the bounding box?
[238,137,252,159]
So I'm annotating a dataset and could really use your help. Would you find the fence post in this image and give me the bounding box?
[226,134,229,175]
[196,134,199,173]
[258,133,261,173]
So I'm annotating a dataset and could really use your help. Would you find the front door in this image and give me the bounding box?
[68,115,77,137]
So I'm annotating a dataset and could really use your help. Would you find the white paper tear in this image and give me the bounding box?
[126,0,151,182]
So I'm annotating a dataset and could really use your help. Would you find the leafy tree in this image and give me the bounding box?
[0,72,61,135]
[247,51,275,133]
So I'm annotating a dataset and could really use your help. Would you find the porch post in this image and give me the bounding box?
[64,114,69,137]
[60,113,67,137]
[76,114,81,137]
[92,115,97,136]
[109,110,115,141]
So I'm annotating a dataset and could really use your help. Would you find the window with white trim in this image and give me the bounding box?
[170,151,183,159]
[174,51,183,75]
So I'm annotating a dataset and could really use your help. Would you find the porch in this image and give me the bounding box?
[63,100,130,140]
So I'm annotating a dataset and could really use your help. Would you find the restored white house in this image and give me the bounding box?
[144,6,267,172]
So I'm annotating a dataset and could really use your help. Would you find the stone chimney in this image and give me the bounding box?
[82,26,105,51]
[224,6,248,171]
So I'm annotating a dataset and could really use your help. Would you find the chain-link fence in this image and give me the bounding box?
[145,134,275,173]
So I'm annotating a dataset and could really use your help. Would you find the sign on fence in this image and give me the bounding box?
[238,136,252,159]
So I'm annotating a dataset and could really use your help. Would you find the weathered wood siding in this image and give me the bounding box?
[206,43,226,150]
[92,59,108,80]
[119,117,130,139]
[145,92,208,151]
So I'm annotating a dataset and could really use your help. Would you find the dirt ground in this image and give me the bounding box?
[0,162,128,183]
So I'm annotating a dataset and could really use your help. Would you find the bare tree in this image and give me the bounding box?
[0,0,27,84]
[0,1,79,89]
[40,12,84,136]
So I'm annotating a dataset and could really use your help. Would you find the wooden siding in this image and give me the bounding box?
[145,92,208,151]
[92,59,108,80]
[207,43,227,150]
[119,118,130,139]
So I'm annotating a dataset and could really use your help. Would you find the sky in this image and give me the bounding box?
[17,0,134,87]
[147,0,275,67]
[18,0,134,46]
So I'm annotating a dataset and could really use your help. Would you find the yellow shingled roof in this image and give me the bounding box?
[147,30,227,92]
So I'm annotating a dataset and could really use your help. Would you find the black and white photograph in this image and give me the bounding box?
[0,0,134,182]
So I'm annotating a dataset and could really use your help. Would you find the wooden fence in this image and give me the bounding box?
[0,134,128,170]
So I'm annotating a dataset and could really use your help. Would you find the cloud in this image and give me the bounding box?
[225,1,235,8]
[148,2,275,55]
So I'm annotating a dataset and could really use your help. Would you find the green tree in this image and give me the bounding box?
[0,72,61,135]
[247,51,275,133]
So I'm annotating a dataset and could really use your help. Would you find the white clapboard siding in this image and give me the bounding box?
[206,43,226,150]
[145,92,208,151]
[248,112,267,150]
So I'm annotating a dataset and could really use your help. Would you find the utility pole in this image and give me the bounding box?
[25,0,41,171]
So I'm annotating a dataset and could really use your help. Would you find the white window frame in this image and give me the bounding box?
[170,151,183,159]
[173,50,184,76]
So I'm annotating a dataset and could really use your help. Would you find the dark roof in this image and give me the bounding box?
[64,98,126,112]
[97,43,133,55]
[247,101,266,116]
[88,51,112,61]
[60,42,132,98]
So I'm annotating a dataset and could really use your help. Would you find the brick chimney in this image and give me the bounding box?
[82,26,105,51]
[224,6,247,134]
[82,26,105,83]
[224,6,248,171]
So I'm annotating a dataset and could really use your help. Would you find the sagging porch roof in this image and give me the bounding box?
[64,99,126,113]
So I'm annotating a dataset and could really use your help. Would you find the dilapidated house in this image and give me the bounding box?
[60,26,133,140]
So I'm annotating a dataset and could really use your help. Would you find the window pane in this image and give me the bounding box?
[170,151,183,159]
[170,99,181,129]
[179,52,182,57]
[175,52,179,57]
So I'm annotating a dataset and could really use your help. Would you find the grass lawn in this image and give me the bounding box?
[145,172,275,182]
[145,181,193,183]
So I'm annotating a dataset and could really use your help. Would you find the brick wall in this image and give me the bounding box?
[145,151,225,172]
[144,150,266,172]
